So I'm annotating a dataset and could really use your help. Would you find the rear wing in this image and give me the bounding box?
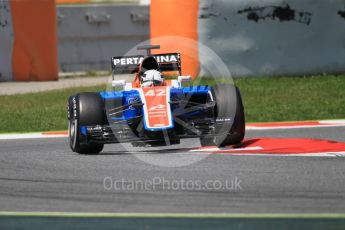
[111,53,181,75]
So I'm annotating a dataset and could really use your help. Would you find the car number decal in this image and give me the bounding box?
[136,86,173,130]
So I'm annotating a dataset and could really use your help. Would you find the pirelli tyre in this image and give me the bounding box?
[200,84,245,147]
[67,93,105,154]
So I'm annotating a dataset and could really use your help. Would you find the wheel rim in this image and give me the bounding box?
[69,119,77,149]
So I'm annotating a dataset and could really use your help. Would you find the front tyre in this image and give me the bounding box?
[67,93,104,154]
[200,84,245,147]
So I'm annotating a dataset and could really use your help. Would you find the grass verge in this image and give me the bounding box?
[234,75,345,122]
[0,85,106,133]
[0,75,344,133]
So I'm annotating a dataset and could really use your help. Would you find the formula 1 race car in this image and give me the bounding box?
[67,45,245,154]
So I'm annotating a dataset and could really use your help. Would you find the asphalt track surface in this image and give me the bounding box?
[1,126,345,213]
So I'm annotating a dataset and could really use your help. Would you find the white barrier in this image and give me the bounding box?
[0,1,13,81]
[198,0,345,76]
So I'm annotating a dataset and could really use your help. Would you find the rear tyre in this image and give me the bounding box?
[67,93,104,154]
[200,84,245,147]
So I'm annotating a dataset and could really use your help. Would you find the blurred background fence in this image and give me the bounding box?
[2,0,345,81]
[57,3,149,72]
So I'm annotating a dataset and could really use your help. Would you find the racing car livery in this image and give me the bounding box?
[67,45,245,154]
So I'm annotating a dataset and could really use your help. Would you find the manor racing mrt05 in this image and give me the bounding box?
[67,45,245,154]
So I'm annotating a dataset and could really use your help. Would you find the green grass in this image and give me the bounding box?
[234,75,345,122]
[0,85,106,133]
[0,75,345,133]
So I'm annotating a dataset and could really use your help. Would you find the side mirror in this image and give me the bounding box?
[178,75,192,83]
[112,80,126,87]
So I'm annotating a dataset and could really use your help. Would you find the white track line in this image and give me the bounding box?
[246,124,345,130]
[319,119,345,124]
[0,133,67,140]
[195,152,345,157]
[189,146,263,152]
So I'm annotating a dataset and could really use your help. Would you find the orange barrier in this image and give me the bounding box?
[150,0,199,78]
[10,0,58,81]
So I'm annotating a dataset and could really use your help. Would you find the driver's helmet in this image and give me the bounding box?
[140,69,164,87]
